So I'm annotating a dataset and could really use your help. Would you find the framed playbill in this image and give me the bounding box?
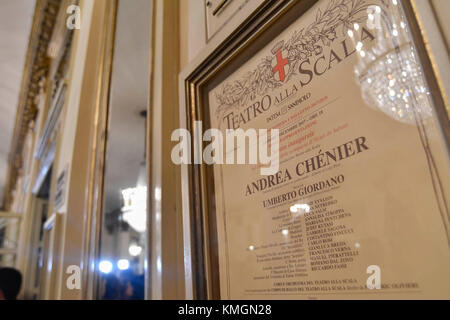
[180,0,450,299]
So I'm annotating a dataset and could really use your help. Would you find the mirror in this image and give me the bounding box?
[97,0,151,300]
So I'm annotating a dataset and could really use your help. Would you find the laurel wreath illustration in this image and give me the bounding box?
[214,0,388,120]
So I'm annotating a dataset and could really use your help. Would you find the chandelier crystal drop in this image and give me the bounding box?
[353,2,432,125]
[121,185,147,233]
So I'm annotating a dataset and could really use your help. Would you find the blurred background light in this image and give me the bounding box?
[117,259,130,270]
[99,260,113,274]
[129,244,142,257]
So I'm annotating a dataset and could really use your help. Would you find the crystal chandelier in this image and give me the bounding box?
[121,184,147,233]
[352,0,432,125]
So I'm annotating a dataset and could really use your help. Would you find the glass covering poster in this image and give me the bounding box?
[208,0,450,299]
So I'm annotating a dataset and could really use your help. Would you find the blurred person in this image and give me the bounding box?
[0,267,22,300]
[120,270,144,300]
[102,274,121,300]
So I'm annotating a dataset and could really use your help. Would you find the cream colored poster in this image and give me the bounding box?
[208,0,450,299]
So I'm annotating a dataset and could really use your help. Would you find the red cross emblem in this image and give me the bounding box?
[271,41,289,82]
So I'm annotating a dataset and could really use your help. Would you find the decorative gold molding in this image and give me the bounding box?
[3,0,61,209]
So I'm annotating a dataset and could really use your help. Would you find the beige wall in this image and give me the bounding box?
[56,1,93,216]
[412,0,450,122]
[179,0,207,70]
[432,0,450,49]
[150,0,186,300]
[55,0,106,299]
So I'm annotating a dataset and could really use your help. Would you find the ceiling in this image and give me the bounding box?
[0,0,36,208]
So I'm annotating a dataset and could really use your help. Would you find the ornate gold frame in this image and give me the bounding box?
[179,0,449,300]
[3,0,60,210]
